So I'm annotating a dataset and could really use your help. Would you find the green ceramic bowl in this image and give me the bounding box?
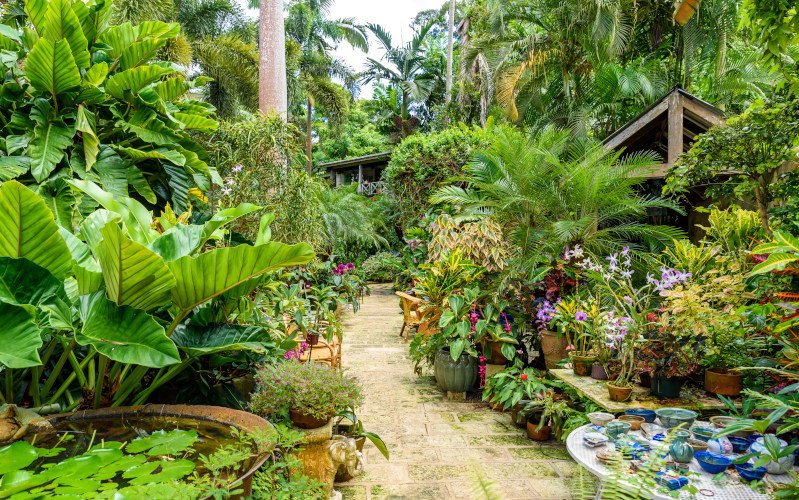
[655,408,698,429]
[606,420,632,439]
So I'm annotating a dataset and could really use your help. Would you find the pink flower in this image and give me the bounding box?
[565,344,575,352]
[564,363,573,369]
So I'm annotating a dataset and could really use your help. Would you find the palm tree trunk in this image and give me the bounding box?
[306,98,313,175]
[259,0,287,118]
[445,0,455,104]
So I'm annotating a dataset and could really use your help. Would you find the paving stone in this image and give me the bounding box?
[354,463,408,482]
[509,446,573,461]
[447,479,540,499]
[336,485,367,500]
[370,483,450,499]
[467,434,533,446]
[366,446,438,463]
[407,464,472,480]
[456,412,509,422]
[435,446,511,462]
[528,478,581,499]
[484,462,559,479]
[400,434,468,447]
[427,422,515,435]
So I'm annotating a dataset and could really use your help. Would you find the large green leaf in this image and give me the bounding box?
[75,106,98,169]
[172,324,270,356]
[59,227,100,272]
[120,107,181,146]
[74,264,104,295]
[120,38,167,71]
[168,242,314,316]
[105,65,173,100]
[163,163,190,213]
[29,101,74,182]
[0,156,30,181]
[23,0,48,35]
[95,222,175,311]
[78,209,120,252]
[25,38,80,96]
[43,0,90,68]
[115,146,185,166]
[174,112,217,132]
[94,146,128,198]
[0,302,43,368]
[77,291,180,368]
[0,256,63,307]
[98,23,135,59]
[200,203,261,244]
[0,180,71,279]
[68,179,157,245]
[751,253,799,275]
[149,224,205,262]
[35,178,76,229]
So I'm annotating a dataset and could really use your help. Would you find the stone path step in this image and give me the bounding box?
[336,284,586,500]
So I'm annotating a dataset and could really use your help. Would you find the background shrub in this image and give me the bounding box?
[362,251,403,282]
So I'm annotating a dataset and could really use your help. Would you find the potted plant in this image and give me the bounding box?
[332,408,390,482]
[433,287,484,393]
[550,297,601,376]
[536,300,570,369]
[638,315,700,399]
[659,271,753,397]
[249,360,363,429]
[481,299,519,365]
[481,360,549,416]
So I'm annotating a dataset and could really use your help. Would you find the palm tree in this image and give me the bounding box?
[431,126,685,272]
[445,0,455,103]
[258,0,288,117]
[361,20,439,135]
[316,186,387,256]
[284,0,368,173]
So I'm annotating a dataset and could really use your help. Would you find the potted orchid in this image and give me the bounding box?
[578,247,692,401]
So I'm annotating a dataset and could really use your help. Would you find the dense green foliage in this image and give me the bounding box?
[0,0,219,218]
[382,125,492,224]
[361,251,402,282]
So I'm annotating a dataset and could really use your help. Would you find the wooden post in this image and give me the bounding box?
[667,91,684,166]
[357,164,363,193]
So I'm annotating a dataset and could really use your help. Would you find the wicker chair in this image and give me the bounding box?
[298,335,342,369]
[395,291,422,341]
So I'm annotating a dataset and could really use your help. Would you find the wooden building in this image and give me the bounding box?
[319,152,392,196]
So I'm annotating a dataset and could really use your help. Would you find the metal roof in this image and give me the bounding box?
[318,152,392,171]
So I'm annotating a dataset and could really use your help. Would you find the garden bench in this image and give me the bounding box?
[395,291,422,341]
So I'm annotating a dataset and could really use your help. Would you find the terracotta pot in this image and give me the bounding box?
[485,341,509,365]
[289,408,330,429]
[639,371,651,388]
[526,419,551,441]
[488,395,504,412]
[591,364,608,380]
[540,330,569,369]
[705,369,742,397]
[606,382,633,402]
[307,333,320,346]
[570,354,595,376]
[334,435,366,482]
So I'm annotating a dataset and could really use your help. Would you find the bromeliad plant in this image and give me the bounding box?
[0,181,314,410]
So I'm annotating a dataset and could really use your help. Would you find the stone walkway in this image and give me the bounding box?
[336,284,587,500]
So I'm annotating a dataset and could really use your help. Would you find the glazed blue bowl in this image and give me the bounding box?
[625,409,656,423]
[656,408,698,429]
[695,452,732,474]
[690,425,715,442]
[728,435,751,454]
[735,463,767,482]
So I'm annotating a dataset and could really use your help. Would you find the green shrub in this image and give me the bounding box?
[381,126,492,224]
[362,251,403,282]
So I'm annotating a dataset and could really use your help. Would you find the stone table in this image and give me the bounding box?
[550,370,734,414]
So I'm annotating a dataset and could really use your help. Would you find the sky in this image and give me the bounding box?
[240,0,444,99]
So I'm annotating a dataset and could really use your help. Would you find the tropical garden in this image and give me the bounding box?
[0,0,798,498]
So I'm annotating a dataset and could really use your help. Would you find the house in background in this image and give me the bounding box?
[603,86,725,239]
[319,152,392,196]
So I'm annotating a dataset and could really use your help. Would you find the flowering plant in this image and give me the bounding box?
[481,360,552,410]
[249,361,363,421]
[549,297,601,357]
[436,286,487,360]
[579,246,692,387]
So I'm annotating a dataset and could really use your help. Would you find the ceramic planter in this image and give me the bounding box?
[307,333,320,346]
[434,347,478,393]
[704,369,742,397]
[570,354,596,376]
[669,429,693,463]
[290,408,330,429]
[540,330,569,369]
[650,373,685,399]
[606,382,632,402]
[591,364,608,380]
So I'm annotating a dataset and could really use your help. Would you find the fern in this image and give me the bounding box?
[469,464,504,500]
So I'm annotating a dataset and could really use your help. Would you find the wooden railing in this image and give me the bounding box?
[358,181,387,196]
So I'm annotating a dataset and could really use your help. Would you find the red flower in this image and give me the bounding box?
[521,374,528,381]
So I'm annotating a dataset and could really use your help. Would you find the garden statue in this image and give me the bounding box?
[0,405,51,444]
[328,435,364,480]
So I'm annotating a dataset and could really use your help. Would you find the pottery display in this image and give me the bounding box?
[641,422,666,439]
[587,412,614,427]
[736,463,767,481]
[669,429,694,463]
[707,436,734,455]
[655,408,697,429]
[606,420,632,439]
[750,436,795,474]
[618,414,645,431]
[624,408,656,423]
[695,451,732,474]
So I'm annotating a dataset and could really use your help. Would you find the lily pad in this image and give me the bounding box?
[0,441,38,474]
[126,429,198,456]
[93,454,146,481]
[128,459,194,484]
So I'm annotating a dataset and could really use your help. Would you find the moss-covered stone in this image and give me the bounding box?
[370,483,448,499]
[408,464,471,480]
[510,446,572,461]
[336,485,367,500]
[467,434,532,446]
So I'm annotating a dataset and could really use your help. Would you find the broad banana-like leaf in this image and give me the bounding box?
[134,21,179,41]
[0,302,42,368]
[74,264,104,295]
[95,222,175,311]
[77,291,180,368]
[171,324,270,356]
[94,146,127,198]
[200,204,261,244]
[25,38,80,96]
[43,0,90,68]
[98,23,135,59]
[115,146,185,166]
[120,38,167,70]
[58,227,100,271]
[174,113,217,132]
[23,0,47,35]
[29,111,74,182]
[0,256,63,307]
[126,166,157,204]
[35,178,76,229]
[0,156,30,181]
[255,213,274,245]
[68,179,157,244]
[149,224,205,262]
[78,209,120,252]
[105,65,173,101]
[751,253,799,275]
[82,62,108,86]
[0,180,71,279]
[75,106,99,168]
[168,241,314,316]
[155,77,191,102]
[121,108,181,147]
[163,164,190,213]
